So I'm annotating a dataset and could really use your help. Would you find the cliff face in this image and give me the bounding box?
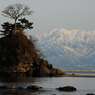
[0,32,64,78]
[0,32,38,73]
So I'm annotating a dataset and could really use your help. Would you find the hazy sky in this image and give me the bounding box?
[0,0,95,33]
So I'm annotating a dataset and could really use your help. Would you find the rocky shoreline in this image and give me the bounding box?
[0,32,64,79]
[0,84,94,95]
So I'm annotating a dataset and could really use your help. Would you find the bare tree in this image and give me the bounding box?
[2,4,32,32]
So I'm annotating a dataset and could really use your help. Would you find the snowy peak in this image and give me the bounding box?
[36,28,95,69]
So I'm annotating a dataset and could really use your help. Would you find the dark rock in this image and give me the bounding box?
[50,68,64,76]
[86,93,95,95]
[0,85,8,89]
[16,86,24,90]
[0,32,38,74]
[56,86,77,92]
[26,85,42,91]
[0,31,64,78]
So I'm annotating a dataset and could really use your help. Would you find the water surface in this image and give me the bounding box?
[0,77,95,95]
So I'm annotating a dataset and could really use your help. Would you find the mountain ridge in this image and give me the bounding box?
[36,28,95,70]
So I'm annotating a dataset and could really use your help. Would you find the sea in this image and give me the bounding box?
[0,77,95,95]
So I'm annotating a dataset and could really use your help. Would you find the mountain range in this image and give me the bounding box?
[35,28,95,70]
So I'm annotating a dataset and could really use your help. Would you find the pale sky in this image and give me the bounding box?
[0,0,95,33]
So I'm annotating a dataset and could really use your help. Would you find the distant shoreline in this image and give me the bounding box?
[62,70,95,77]
[63,73,95,78]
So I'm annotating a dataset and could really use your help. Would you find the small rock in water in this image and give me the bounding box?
[0,85,8,89]
[86,93,95,95]
[56,86,77,92]
[26,85,42,91]
[16,86,24,90]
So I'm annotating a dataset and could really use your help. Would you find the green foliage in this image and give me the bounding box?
[0,22,15,36]
[0,18,33,36]
[18,18,33,29]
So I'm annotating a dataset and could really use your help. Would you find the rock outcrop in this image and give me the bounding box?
[56,86,77,92]
[0,32,64,79]
[0,32,37,73]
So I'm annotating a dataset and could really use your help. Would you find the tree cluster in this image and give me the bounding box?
[0,4,33,36]
[0,18,33,36]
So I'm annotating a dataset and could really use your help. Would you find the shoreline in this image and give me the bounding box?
[62,73,95,78]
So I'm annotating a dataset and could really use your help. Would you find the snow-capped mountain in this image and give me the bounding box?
[36,28,95,70]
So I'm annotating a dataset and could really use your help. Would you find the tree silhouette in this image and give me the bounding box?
[18,18,33,30]
[2,4,32,33]
[1,22,14,36]
[0,18,33,36]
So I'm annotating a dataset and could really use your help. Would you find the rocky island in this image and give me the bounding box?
[0,4,64,81]
[0,31,64,78]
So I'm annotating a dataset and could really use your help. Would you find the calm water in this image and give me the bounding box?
[0,77,95,95]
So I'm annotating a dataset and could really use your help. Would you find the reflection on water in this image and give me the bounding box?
[0,89,80,95]
[0,77,95,95]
